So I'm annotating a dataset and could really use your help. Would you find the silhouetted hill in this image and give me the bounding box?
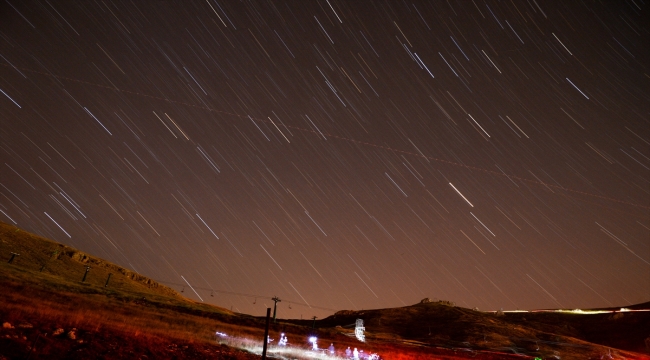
[301,298,650,359]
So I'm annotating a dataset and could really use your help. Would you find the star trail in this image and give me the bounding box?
[0,0,648,318]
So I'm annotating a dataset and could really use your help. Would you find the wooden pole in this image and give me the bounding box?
[262,307,271,359]
[82,266,91,282]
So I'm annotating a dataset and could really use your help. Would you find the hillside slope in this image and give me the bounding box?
[305,299,650,359]
[0,221,264,359]
[0,221,183,300]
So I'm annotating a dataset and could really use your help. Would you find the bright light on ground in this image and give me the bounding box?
[215,331,380,360]
[494,308,649,315]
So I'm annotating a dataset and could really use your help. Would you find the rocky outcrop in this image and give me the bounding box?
[64,249,178,297]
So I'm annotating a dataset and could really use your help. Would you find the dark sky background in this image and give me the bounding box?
[0,0,648,319]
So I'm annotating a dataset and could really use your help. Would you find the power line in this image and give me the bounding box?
[157,280,337,312]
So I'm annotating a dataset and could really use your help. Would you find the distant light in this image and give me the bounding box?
[554,309,610,314]
[216,331,228,337]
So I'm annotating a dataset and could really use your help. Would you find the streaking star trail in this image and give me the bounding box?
[0,0,648,319]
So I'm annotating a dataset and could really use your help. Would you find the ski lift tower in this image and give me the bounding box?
[271,296,281,323]
[355,319,365,342]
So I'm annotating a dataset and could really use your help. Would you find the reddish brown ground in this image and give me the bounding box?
[0,322,259,360]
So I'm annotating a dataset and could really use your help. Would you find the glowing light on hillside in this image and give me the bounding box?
[355,319,365,342]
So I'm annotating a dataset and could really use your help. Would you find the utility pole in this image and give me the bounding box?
[262,308,271,359]
[82,266,91,282]
[271,296,281,323]
[8,252,19,264]
[312,316,317,329]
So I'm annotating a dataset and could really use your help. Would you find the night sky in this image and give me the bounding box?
[0,0,648,318]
